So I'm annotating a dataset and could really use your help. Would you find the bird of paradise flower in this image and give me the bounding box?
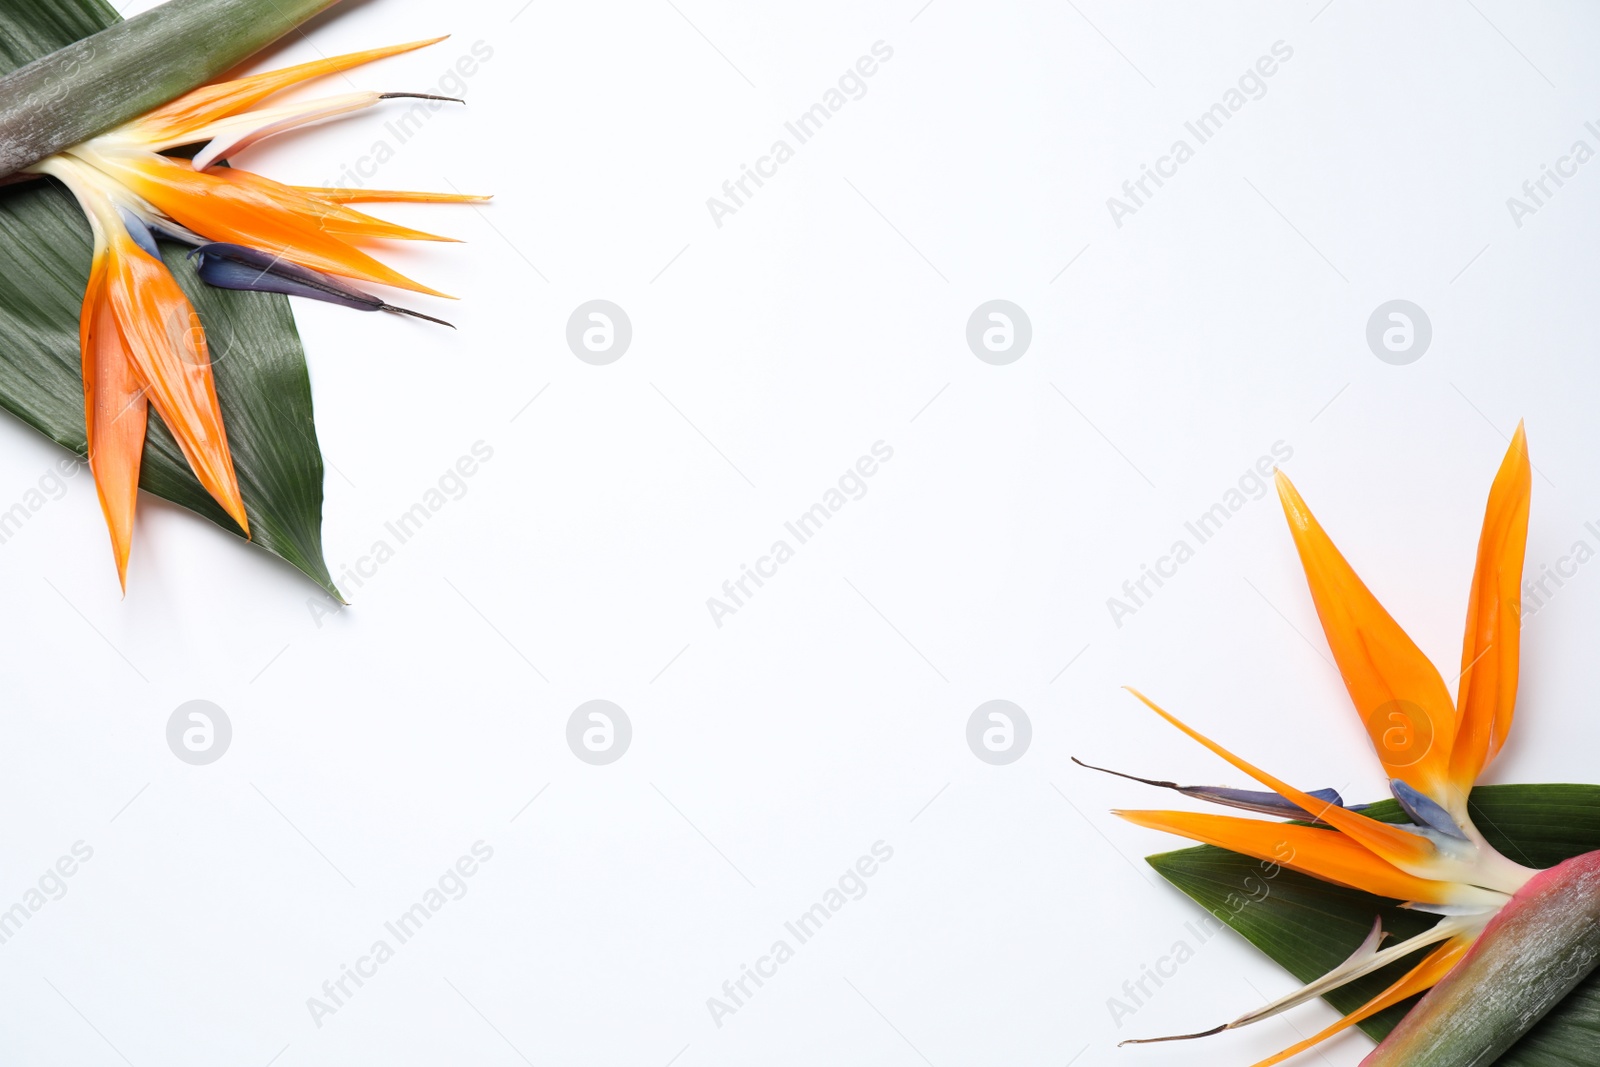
[1088,425,1599,1065]
[20,38,483,589]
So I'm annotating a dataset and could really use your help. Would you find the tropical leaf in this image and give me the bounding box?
[0,0,335,595]
[1146,783,1600,1065]
[0,0,336,178]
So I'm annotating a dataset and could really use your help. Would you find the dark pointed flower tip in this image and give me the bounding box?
[381,305,456,329]
[380,92,465,105]
[1389,779,1469,840]
[190,242,453,327]
[1071,757,1347,822]
[1118,1023,1227,1046]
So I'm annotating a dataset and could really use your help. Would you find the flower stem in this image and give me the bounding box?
[1362,849,1600,1065]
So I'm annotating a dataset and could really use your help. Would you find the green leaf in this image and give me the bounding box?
[0,0,336,596]
[1146,783,1600,1065]
[0,0,338,179]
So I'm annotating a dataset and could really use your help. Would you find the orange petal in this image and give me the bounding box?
[80,250,148,590]
[1275,470,1458,795]
[103,233,249,536]
[1116,810,1490,906]
[208,169,460,243]
[86,153,452,298]
[1126,689,1437,873]
[1246,937,1470,1067]
[293,186,492,204]
[130,38,449,143]
[1450,425,1531,790]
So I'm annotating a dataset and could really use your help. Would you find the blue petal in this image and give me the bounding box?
[1181,784,1348,821]
[189,243,453,327]
[189,243,382,312]
[1389,779,1469,840]
[117,207,160,259]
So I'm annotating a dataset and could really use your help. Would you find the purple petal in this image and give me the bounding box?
[117,207,159,259]
[1073,757,1350,822]
[1390,779,1469,840]
[189,243,382,312]
[189,243,453,327]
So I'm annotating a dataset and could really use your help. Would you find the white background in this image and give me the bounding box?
[4,1,1600,1064]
